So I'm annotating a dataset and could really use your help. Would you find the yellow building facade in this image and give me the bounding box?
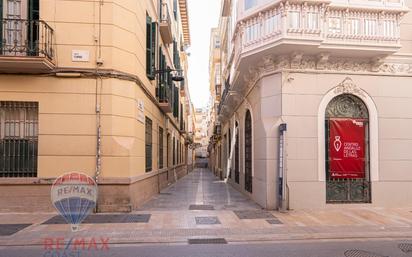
[0,0,193,212]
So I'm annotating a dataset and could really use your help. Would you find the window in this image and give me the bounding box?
[306,12,319,30]
[215,64,221,85]
[0,101,38,177]
[173,85,179,118]
[244,110,252,193]
[177,140,180,165]
[146,14,156,80]
[173,137,175,166]
[265,13,281,35]
[244,0,256,10]
[328,17,342,34]
[348,18,360,35]
[159,127,164,169]
[364,19,377,36]
[214,36,221,48]
[173,0,177,20]
[145,117,152,172]
[289,11,300,29]
[383,20,396,37]
[245,23,259,43]
[173,40,181,70]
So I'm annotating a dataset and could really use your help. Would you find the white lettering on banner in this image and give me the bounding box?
[343,142,361,158]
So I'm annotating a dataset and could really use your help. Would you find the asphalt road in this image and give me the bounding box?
[1,239,411,257]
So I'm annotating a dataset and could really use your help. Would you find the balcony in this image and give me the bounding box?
[0,19,54,73]
[232,0,407,69]
[157,83,172,113]
[160,2,173,44]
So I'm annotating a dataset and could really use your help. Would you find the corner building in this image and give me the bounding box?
[0,0,193,212]
[211,0,412,209]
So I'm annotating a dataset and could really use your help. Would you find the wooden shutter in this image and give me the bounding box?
[145,117,153,172]
[173,0,177,20]
[173,85,179,118]
[150,21,156,80]
[146,15,154,79]
[0,1,3,50]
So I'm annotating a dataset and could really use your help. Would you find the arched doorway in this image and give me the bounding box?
[244,110,252,193]
[325,94,371,203]
[235,121,240,184]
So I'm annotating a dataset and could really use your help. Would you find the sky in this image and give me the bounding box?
[187,0,221,108]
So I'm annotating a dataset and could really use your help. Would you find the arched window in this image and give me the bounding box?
[244,110,252,193]
[325,94,370,203]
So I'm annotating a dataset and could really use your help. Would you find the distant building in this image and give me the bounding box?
[194,108,209,158]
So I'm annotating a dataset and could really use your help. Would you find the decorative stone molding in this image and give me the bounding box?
[333,77,366,98]
[252,53,412,75]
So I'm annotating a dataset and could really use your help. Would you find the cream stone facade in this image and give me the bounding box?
[209,0,412,210]
[0,0,194,212]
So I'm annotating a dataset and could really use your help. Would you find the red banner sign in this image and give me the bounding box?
[329,119,365,179]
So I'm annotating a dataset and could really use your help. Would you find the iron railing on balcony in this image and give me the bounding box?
[157,82,173,105]
[0,19,54,59]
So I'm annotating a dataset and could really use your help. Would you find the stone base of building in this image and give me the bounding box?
[0,165,188,213]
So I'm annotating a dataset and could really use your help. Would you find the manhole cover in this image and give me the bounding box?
[266,219,283,224]
[234,210,275,219]
[43,214,151,224]
[344,250,388,257]
[188,238,227,244]
[399,243,412,253]
[195,216,221,225]
[0,224,32,236]
[189,205,214,210]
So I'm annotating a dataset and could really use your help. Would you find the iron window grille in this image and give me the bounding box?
[159,127,163,169]
[145,117,152,172]
[0,101,38,177]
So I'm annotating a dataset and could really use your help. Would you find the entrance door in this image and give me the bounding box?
[2,0,28,55]
[244,110,252,193]
[325,94,371,203]
[235,121,239,184]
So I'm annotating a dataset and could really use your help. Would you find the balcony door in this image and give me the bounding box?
[2,0,28,55]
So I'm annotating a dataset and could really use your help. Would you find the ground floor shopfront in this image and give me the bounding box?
[211,71,412,210]
[0,75,192,212]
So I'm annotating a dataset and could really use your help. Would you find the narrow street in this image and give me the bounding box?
[1,164,412,256]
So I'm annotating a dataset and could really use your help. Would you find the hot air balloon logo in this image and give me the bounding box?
[51,172,98,232]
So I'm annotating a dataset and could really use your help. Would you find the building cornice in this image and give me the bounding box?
[179,0,191,45]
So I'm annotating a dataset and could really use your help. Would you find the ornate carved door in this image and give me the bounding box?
[245,110,252,193]
[325,94,371,203]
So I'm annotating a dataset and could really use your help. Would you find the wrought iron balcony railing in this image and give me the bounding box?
[0,19,53,60]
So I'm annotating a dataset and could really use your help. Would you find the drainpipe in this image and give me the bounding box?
[94,0,104,213]
[278,123,288,212]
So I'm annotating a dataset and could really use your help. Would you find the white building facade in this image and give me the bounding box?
[213,0,412,209]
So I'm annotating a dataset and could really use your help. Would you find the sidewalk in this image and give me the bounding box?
[1,168,412,246]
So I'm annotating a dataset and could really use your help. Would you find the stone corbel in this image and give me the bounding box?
[316,52,330,70]
[290,52,304,69]
[370,55,386,72]
[261,55,275,72]
[275,55,290,70]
